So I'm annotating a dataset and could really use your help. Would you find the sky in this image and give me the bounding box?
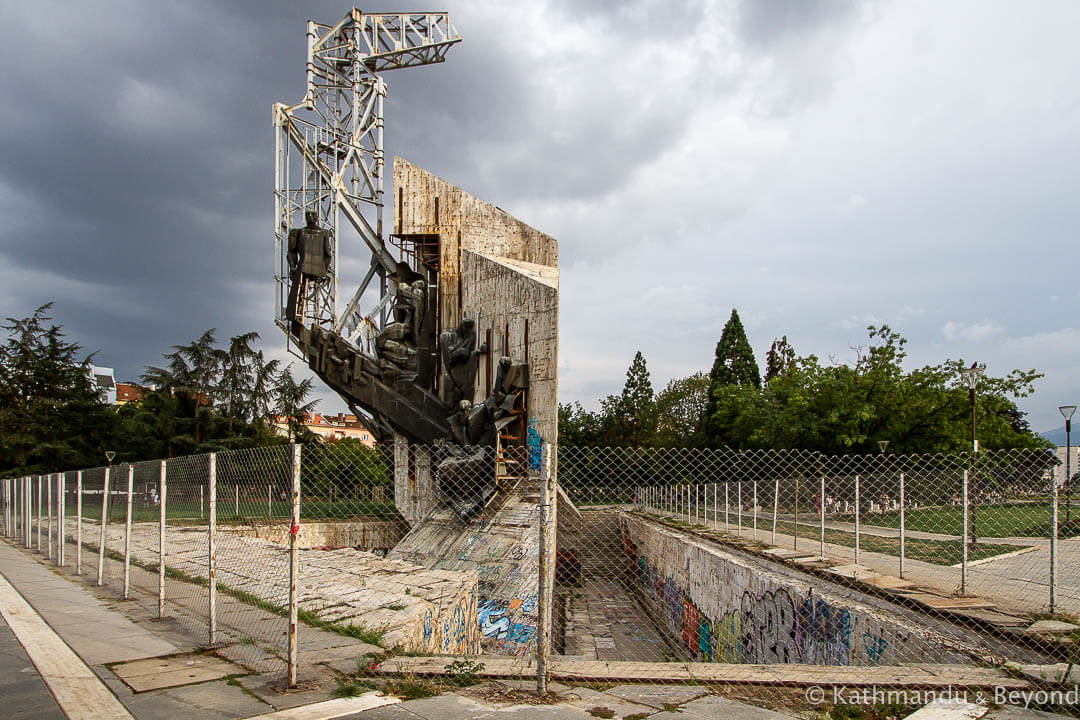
[1,0,1078,434]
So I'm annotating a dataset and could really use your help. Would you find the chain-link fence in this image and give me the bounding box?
[4,443,1079,713]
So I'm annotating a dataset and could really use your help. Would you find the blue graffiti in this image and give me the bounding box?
[863,632,888,664]
[527,419,542,470]
[479,598,511,638]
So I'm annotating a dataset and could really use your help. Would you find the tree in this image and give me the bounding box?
[613,351,656,446]
[705,309,761,445]
[0,304,118,475]
[706,325,1051,455]
[653,372,709,447]
[274,365,319,443]
[764,336,796,384]
[558,401,604,446]
[219,331,259,432]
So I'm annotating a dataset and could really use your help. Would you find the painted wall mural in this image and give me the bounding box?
[621,515,964,667]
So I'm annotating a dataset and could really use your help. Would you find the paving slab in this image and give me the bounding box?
[950,609,1030,627]
[762,549,815,560]
[679,696,798,720]
[865,574,918,590]
[605,684,709,709]
[119,678,271,720]
[824,564,880,580]
[111,652,244,692]
[1024,620,1079,634]
[985,705,1079,720]
[560,686,656,719]
[903,697,987,720]
[901,594,997,610]
[391,693,593,719]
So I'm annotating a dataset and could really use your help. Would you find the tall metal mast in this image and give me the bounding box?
[273,10,460,355]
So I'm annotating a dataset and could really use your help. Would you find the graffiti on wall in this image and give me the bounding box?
[478,595,538,656]
[527,418,542,471]
[623,517,899,666]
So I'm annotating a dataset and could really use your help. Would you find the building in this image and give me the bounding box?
[272,413,377,446]
[88,365,117,405]
[115,382,147,406]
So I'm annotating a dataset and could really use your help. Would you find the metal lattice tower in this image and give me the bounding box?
[273,9,460,355]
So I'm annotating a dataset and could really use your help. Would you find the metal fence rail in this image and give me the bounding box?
[3,443,1077,709]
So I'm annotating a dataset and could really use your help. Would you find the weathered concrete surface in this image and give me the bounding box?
[620,513,1014,667]
[394,157,558,336]
[77,521,478,654]
[376,655,1032,688]
[218,519,406,551]
[460,249,559,449]
[389,479,545,656]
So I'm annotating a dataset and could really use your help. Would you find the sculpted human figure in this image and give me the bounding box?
[285,210,332,328]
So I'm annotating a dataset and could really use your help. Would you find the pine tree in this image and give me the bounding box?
[0,304,118,474]
[615,351,655,446]
[705,309,761,445]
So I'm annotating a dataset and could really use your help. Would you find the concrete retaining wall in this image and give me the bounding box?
[218,520,406,551]
[620,513,973,666]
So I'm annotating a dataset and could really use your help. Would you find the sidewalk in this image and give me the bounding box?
[0,534,1070,720]
[0,537,807,720]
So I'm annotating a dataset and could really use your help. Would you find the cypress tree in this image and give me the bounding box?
[704,310,760,444]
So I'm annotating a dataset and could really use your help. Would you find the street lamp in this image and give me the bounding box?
[959,363,985,546]
[105,451,116,467]
[1060,405,1076,525]
[878,440,889,454]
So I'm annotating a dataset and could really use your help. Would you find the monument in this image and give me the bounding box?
[273,10,570,655]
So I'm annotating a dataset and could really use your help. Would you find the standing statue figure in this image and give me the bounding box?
[285,210,332,330]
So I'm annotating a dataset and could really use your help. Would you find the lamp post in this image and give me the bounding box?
[959,363,984,546]
[1061,406,1076,526]
[105,451,116,467]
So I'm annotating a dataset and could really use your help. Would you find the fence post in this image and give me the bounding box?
[819,475,826,557]
[76,471,83,575]
[235,484,239,518]
[97,467,110,585]
[737,482,743,536]
[794,475,800,551]
[961,469,969,595]
[854,475,861,565]
[47,473,53,559]
[123,465,134,600]
[1051,466,1059,614]
[268,483,272,517]
[37,474,42,550]
[288,443,302,688]
[27,476,34,548]
[26,476,32,547]
[753,479,758,540]
[899,473,906,579]
[159,460,167,620]
[208,453,217,646]
[537,442,555,696]
[3,478,8,538]
[771,477,780,544]
[58,473,65,567]
[725,482,729,531]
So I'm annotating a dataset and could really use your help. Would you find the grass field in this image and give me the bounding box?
[769,518,1016,565]
[690,510,1019,566]
[71,498,401,525]
[835,502,1076,538]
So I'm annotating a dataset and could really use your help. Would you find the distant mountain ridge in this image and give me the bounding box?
[1041,427,1073,447]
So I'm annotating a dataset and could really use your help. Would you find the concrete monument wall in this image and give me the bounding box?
[621,513,975,666]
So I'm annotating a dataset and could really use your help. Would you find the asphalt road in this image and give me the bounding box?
[0,612,64,720]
